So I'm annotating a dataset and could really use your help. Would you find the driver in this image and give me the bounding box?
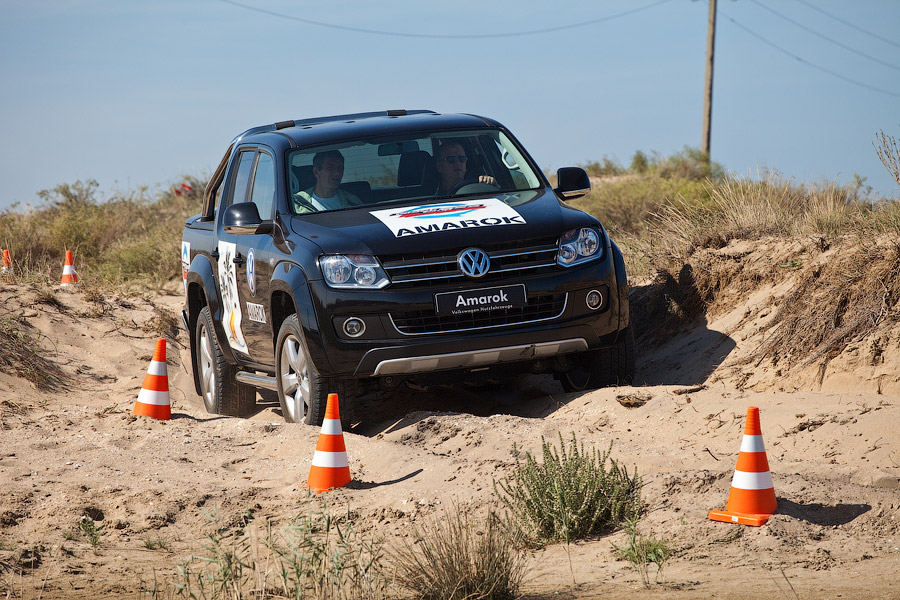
[434,142,495,195]
[293,150,361,213]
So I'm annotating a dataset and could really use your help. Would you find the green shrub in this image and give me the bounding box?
[495,433,642,545]
[653,146,724,182]
[630,150,649,174]
[394,506,524,600]
[612,519,672,587]
[580,157,625,178]
[1,176,203,287]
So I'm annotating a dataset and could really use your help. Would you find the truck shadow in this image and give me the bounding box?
[349,374,575,438]
[630,264,736,386]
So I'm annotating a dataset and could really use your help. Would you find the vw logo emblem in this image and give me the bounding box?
[458,248,490,278]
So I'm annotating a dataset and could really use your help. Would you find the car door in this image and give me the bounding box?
[216,147,277,367]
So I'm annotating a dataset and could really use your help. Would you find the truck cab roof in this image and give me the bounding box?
[231,110,503,149]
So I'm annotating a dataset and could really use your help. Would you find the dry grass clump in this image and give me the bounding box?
[874,129,900,189]
[142,305,181,340]
[146,501,388,600]
[750,241,900,371]
[0,311,71,391]
[619,167,900,366]
[394,506,525,600]
[641,173,873,268]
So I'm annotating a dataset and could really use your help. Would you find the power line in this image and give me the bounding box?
[215,0,674,39]
[748,0,900,73]
[719,8,900,99]
[793,0,900,51]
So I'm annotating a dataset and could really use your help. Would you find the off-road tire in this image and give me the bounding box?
[275,314,355,428]
[559,325,636,392]
[195,306,257,416]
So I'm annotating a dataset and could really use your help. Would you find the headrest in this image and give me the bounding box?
[397,150,431,186]
[291,164,316,192]
[340,181,371,204]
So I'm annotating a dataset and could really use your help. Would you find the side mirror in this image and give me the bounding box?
[222,202,263,235]
[554,167,591,200]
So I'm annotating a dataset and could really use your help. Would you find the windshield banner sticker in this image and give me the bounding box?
[370,198,526,238]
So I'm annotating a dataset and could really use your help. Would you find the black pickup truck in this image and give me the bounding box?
[181,110,634,426]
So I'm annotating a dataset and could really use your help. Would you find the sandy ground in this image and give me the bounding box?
[1,264,899,599]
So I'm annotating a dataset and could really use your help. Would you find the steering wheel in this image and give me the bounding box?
[448,181,500,195]
[293,198,318,214]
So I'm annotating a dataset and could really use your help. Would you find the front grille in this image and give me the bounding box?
[381,236,559,288]
[389,293,567,335]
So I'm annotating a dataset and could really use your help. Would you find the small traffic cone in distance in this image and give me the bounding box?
[1,249,11,279]
[60,250,79,287]
[306,393,351,493]
[133,338,171,420]
[709,406,777,526]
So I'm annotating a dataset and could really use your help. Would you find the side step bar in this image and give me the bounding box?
[235,371,279,392]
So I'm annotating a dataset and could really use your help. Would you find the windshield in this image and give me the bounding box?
[286,128,542,215]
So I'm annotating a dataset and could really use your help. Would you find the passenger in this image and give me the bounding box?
[434,142,495,195]
[293,150,361,213]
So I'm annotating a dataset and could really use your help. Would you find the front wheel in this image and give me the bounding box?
[275,314,355,427]
[195,306,257,416]
[559,325,636,393]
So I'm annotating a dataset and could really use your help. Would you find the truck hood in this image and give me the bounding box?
[287,189,597,256]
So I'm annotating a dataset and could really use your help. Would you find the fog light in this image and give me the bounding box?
[586,290,603,310]
[342,317,366,338]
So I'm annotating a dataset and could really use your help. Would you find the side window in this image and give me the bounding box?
[228,150,257,207]
[250,153,276,219]
[202,145,233,221]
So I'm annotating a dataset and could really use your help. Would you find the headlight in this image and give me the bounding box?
[319,255,390,289]
[557,227,603,267]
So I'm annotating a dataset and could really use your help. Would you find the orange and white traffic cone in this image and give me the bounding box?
[709,406,777,526]
[1,249,11,279]
[133,338,171,420]
[60,251,79,287]
[306,393,351,493]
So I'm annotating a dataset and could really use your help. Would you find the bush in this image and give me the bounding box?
[495,433,642,545]
[580,157,625,178]
[1,176,204,288]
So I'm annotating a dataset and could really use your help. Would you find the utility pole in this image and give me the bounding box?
[702,0,717,157]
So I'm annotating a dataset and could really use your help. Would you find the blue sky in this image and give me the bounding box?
[1,0,898,211]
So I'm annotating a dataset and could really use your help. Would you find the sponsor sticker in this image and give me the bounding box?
[181,241,190,296]
[370,198,525,238]
[246,248,256,296]
[434,284,527,316]
[217,241,248,354]
[246,302,266,323]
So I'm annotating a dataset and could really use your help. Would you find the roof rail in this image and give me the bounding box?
[292,109,435,127]
[229,110,437,146]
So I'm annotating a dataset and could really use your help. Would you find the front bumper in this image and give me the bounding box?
[301,257,624,379]
[371,338,588,376]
